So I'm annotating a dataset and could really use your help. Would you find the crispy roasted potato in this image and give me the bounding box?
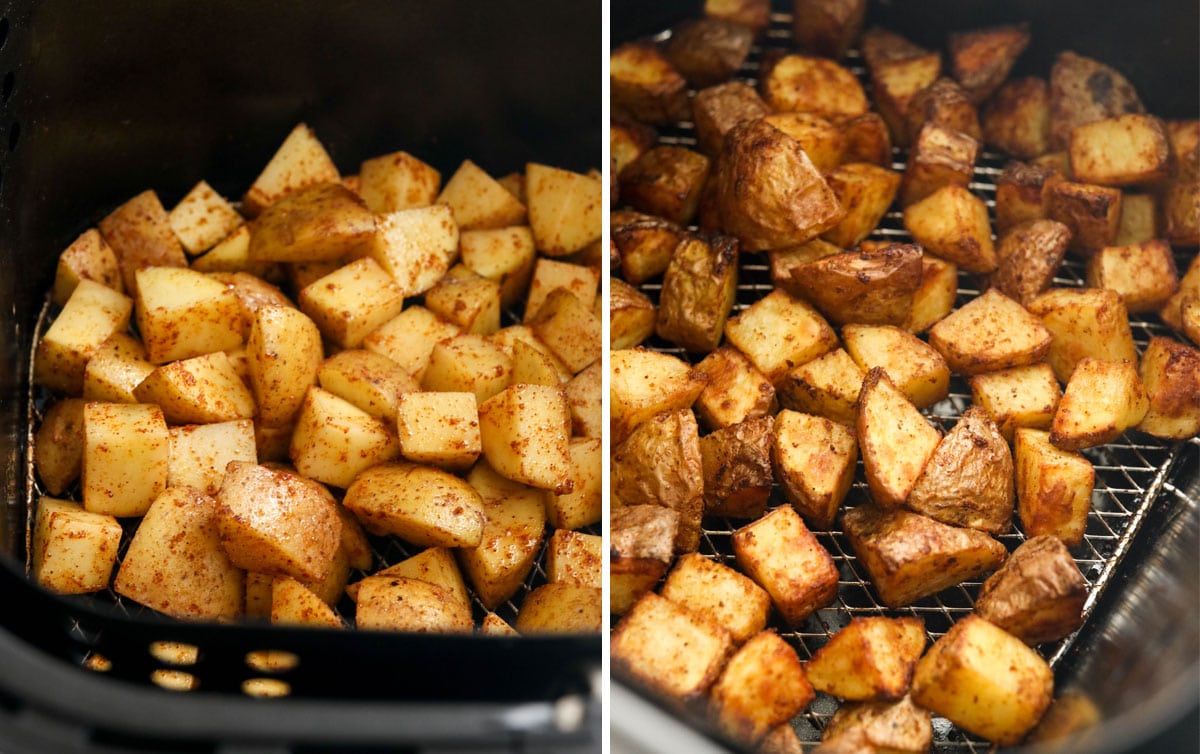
[692,346,777,430]
[724,289,839,381]
[762,112,848,174]
[975,535,1086,645]
[837,111,894,167]
[986,219,1071,305]
[791,0,866,59]
[899,122,979,207]
[611,212,686,285]
[1137,336,1200,439]
[904,77,981,143]
[856,367,941,508]
[929,288,1053,375]
[1028,287,1138,383]
[611,41,691,125]
[1085,239,1179,313]
[708,631,814,748]
[620,146,711,226]
[772,409,857,530]
[995,160,1065,233]
[790,244,921,327]
[1047,181,1124,255]
[704,0,770,35]
[1050,357,1148,451]
[947,23,1030,104]
[777,347,865,426]
[768,238,843,296]
[693,82,774,157]
[733,505,839,625]
[904,255,958,334]
[861,28,942,145]
[609,347,706,442]
[612,409,704,553]
[902,184,995,273]
[610,505,679,615]
[821,696,932,754]
[1014,428,1095,546]
[822,163,903,249]
[1049,50,1144,150]
[610,278,657,350]
[656,232,738,352]
[762,54,868,120]
[700,416,775,518]
[514,583,602,634]
[983,77,1052,160]
[663,17,754,88]
[1070,114,1170,186]
[612,113,659,178]
[1114,192,1159,246]
[805,616,926,701]
[969,363,1062,441]
[842,324,949,409]
[660,552,771,644]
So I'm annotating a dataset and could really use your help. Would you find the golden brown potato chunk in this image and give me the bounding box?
[1049,357,1149,451]
[837,111,894,167]
[692,346,777,430]
[904,77,981,143]
[902,184,995,273]
[610,278,656,350]
[700,415,774,519]
[904,255,958,334]
[611,211,686,285]
[772,409,857,530]
[820,696,932,754]
[733,505,839,625]
[723,289,839,380]
[790,244,922,327]
[947,23,1030,104]
[704,0,770,35]
[768,238,842,297]
[762,54,869,120]
[899,122,979,208]
[975,535,1086,645]
[791,0,867,59]
[1137,336,1200,440]
[986,219,1071,306]
[1085,239,1180,313]
[983,77,1052,160]
[822,163,903,249]
[861,28,942,146]
[611,113,659,179]
[762,112,848,174]
[610,505,679,615]
[663,17,754,89]
[995,160,1065,233]
[842,323,949,409]
[660,552,771,644]
[656,233,738,352]
[610,41,691,125]
[1015,428,1095,547]
[609,347,706,443]
[1069,114,1170,186]
[709,631,814,748]
[1028,286,1138,383]
[969,363,1062,441]
[929,288,1053,375]
[776,347,865,426]
[619,145,711,226]
[805,616,926,702]
[1049,50,1144,151]
[857,367,941,508]
[693,81,773,157]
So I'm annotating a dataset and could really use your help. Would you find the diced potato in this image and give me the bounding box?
[862,29,942,142]
[1027,287,1138,383]
[99,190,189,295]
[772,410,857,530]
[477,383,572,493]
[1046,180,1122,253]
[805,616,926,701]
[168,181,243,256]
[1069,114,1170,186]
[905,255,958,334]
[857,368,941,508]
[1025,691,1103,745]
[299,257,405,349]
[763,54,868,120]
[791,0,866,59]
[820,696,932,754]
[724,289,839,381]
[700,416,774,519]
[191,225,274,278]
[777,347,864,426]
[663,16,754,89]
[732,506,839,626]
[548,437,602,529]
[904,77,981,143]
[347,547,467,607]
[1137,336,1200,439]
[458,472,546,609]
[545,529,601,588]
[911,614,1053,745]
[459,225,535,309]
[843,324,949,409]
[363,305,461,383]
[33,497,123,594]
[524,257,600,322]
[790,245,922,327]
[762,112,848,174]
[242,123,339,216]
[709,631,814,748]
[80,332,151,404]
[243,305,322,429]
[902,184,995,273]
[207,270,293,334]
[619,146,711,227]
[436,160,526,231]
[1050,357,1148,451]
[316,349,416,422]
[929,288,1053,375]
[899,122,978,207]
[1049,51,1144,151]
[34,399,87,495]
[1014,428,1095,546]
[704,0,769,33]
[289,386,400,488]
[82,402,169,517]
[480,612,519,636]
[660,553,770,644]
[612,112,660,175]
[969,363,1062,441]
[609,348,706,442]
[168,420,256,496]
[134,352,255,424]
[358,150,440,213]
[424,265,501,336]
[692,346,776,430]
[1160,255,1200,334]
[528,289,601,374]
[524,162,601,256]
[1114,192,1158,245]
[355,576,472,633]
[610,278,656,351]
[114,486,244,621]
[565,360,602,438]
[983,76,1051,160]
[343,462,484,546]
[610,41,691,125]
[838,111,894,167]
[995,160,1065,233]
[822,162,902,248]
[692,82,772,157]
[655,232,738,353]
[514,583,601,634]
[768,238,843,296]
[52,229,123,306]
[248,182,375,264]
[1159,174,1200,247]
[975,535,1086,645]
[369,204,459,296]
[134,266,244,364]
[948,23,1030,104]
[35,280,133,395]
[988,218,1071,306]
[610,505,678,615]
[1085,239,1179,313]
[394,391,480,471]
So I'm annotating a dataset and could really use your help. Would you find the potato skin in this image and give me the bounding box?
[986,219,1071,306]
[1049,50,1144,150]
[655,233,739,352]
[664,17,755,89]
[693,81,773,157]
[619,146,712,226]
[975,535,1086,645]
[789,244,922,326]
[699,415,774,518]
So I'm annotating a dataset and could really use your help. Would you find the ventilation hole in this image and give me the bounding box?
[150,669,198,692]
[149,641,199,666]
[7,120,18,151]
[242,678,291,698]
[2,72,13,103]
[82,652,112,673]
[245,649,300,673]
[0,18,9,50]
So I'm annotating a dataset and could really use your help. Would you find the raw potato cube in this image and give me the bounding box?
[908,407,1013,534]
[1050,357,1148,451]
[610,278,656,350]
[1046,181,1122,253]
[247,305,322,427]
[790,245,923,327]
[364,305,461,383]
[99,190,188,296]
[248,182,375,263]
[611,593,734,706]
[987,218,1071,306]
[821,696,932,753]
[82,333,154,404]
[609,348,706,442]
[289,386,400,488]
[709,631,814,748]
[207,270,293,334]
[791,0,866,59]
[983,77,1051,160]
[1137,336,1200,439]
[772,410,857,530]
[692,81,772,157]
[700,416,774,519]
[969,363,1062,441]
[610,41,691,125]
[904,77,981,143]
[857,368,941,508]
[35,280,133,395]
[911,614,1053,745]
[348,547,467,607]
[548,437,602,529]
[995,161,1064,233]
[355,576,472,633]
[655,232,738,353]
[566,361,602,438]
[242,123,339,216]
[425,265,501,336]
[612,409,704,554]
[480,613,519,636]
[524,257,600,321]
[343,462,483,547]
[33,497,122,594]
[134,266,244,364]
[610,505,678,615]
[269,576,342,629]
[724,289,838,381]
[169,181,243,255]
[369,204,459,296]
[948,23,1030,104]
[34,399,86,495]
[514,583,602,634]
[929,288,1053,375]
[843,505,1007,608]
[529,289,601,373]
[732,505,839,626]
[1014,428,1095,547]
[843,324,949,409]
[299,257,405,349]
[478,383,572,494]
[525,162,601,256]
[899,122,978,207]
[822,163,902,248]
[358,150,440,213]
[660,552,771,644]
[460,225,535,309]
[805,616,926,701]
[664,16,754,89]
[317,349,417,422]
[762,112,848,174]
[975,535,1086,645]
[191,226,274,278]
[904,255,958,334]
[436,160,527,231]
[168,420,256,495]
[395,391,480,471]
[459,470,546,609]
[692,346,776,430]
[545,529,601,588]
[763,54,868,120]
[902,184,996,273]
[1085,239,1179,313]
[1027,287,1138,383]
[777,347,864,426]
[135,352,256,424]
[1069,114,1170,186]
[82,402,169,517]
[499,327,570,387]
[52,229,123,306]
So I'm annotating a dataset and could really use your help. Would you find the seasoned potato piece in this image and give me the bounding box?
[1070,114,1170,186]
[1085,239,1179,313]
[611,113,659,177]
[247,305,322,427]
[355,576,472,634]
[805,616,926,701]
[911,614,1053,746]
[82,402,169,517]
[661,553,770,644]
[821,696,932,754]
[289,386,400,488]
[34,399,86,495]
[947,23,1030,104]
[861,29,941,145]
[760,723,807,754]
[547,437,601,529]
[656,232,738,352]
[358,150,440,213]
[436,160,527,231]
[1028,287,1138,383]
[1160,255,1200,334]
[692,346,776,430]
[33,497,123,595]
[1046,180,1123,255]
[420,334,511,404]
[459,225,535,309]
[318,349,417,422]
[929,288,1053,375]
[969,363,1062,441]
[611,212,685,285]
[169,181,243,256]
[513,583,602,635]
[772,410,857,529]
[777,347,864,426]
[663,17,754,88]
[37,280,134,394]
[525,163,601,257]
[1050,357,1148,451]
[732,505,839,626]
[843,505,1007,608]
[1049,51,1144,151]
[714,119,846,252]
[168,420,257,496]
[704,0,769,33]
[842,324,949,409]
[762,112,848,174]
[545,529,601,589]
[904,255,958,334]
[242,123,339,216]
[1026,691,1103,745]
[527,288,600,374]
[791,0,867,59]
[565,361,602,438]
[837,111,894,167]
[610,279,657,351]
[459,469,546,609]
[191,226,276,278]
[1114,192,1158,246]
[610,505,678,615]
[908,407,1013,534]
[99,190,189,296]
[983,77,1051,160]
[53,229,123,306]
[134,266,244,364]
[477,383,572,493]
[995,160,1065,233]
[609,348,705,442]
[612,593,734,707]
[904,77,981,143]
[610,41,691,125]
[1137,336,1200,439]
[822,163,902,248]
[975,535,1086,645]
[271,576,342,629]
[709,631,814,748]
[693,82,773,157]
[248,182,375,264]
[369,204,459,297]
[114,486,244,621]
[394,391,480,471]
[987,219,1071,306]
[1159,176,1200,247]
[724,289,839,381]
[902,184,995,273]
[299,257,406,349]
[857,368,940,508]
[1014,428,1095,547]
[762,54,868,119]
[768,238,843,297]
[524,257,600,321]
[899,122,978,208]
[700,416,774,519]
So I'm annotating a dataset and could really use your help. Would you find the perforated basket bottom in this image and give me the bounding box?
[618,10,1196,752]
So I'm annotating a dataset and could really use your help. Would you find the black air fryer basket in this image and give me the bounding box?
[611,1,1199,753]
[0,2,601,751]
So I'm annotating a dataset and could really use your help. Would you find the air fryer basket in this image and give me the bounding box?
[0,1,600,751]
[611,1,1199,753]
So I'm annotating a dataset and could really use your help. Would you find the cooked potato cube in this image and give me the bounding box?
[791,0,866,58]
[1159,174,1200,247]
[904,254,958,334]
[82,402,169,517]
[610,278,656,350]
[843,505,1007,608]
[610,505,677,615]
[983,76,1051,160]
[514,583,601,634]
[52,229,123,306]
[969,363,1062,441]
[290,386,400,488]
[1050,357,1148,450]
[704,0,768,32]
[792,244,922,327]
[35,280,133,395]
[613,212,686,287]
[724,289,839,381]
[168,420,256,496]
[843,324,949,409]
[299,257,405,349]
[693,82,772,157]
[1070,114,1170,186]
[458,473,546,609]
[761,112,847,174]
[805,616,926,701]
[620,146,711,227]
[709,631,814,748]
[436,159,526,231]
[975,535,1085,645]
[1046,180,1122,253]
[612,112,659,177]
[900,122,977,209]
[1014,428,1095,546]
[421,333,512,403]
[1085,239,1179,313]
[821,696,932,754]
[663,16,753,88]
[660,553,771,644]
[773,410,856,532]
[769,238,842,297]
[692,346,776,430]
[929,288,1053,375]
[99,190,189,295]
[987,219,1071,306]
[33,497,122,594]
[545,529,601,589]
[908,407,1013,534]
[269,576,342,629]
[114,486,244,621]
[609,348,706,442]
[700,416,774,519]
[1049,51,1144,150]
[134,351,256,424]
[822,163,902,249]
[864,34,942,145]
[837,111,893,167]
[1113,192,1158,245]
[904,77,981,144]
[733,505,839,625]
[478,383,572,493]
[355,576,472,633]
[857,368,941,508]
[524,257,600,321]
[902,184,995,273]
[764,54,868,120]
[343,462,483,547]
[389,391,480,470]
[1160,254,1200,334]
[358,150,440,213]
[369,204,459,296]
[610,41,691,125]
[1136,336,1200,439]
[655,232,738,353]
[777,347,864,426]
[191,225,276,278]
[547,437,601,529]
[911,614,1053,745]
[947,23,1030,103]
[1026,691,1103,745]
[1028,287,1138,383]
[995,160,1065,233]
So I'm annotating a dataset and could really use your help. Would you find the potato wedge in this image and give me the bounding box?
[355,576,472,634]
[822,162,902,249]
[700,416,774,519]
